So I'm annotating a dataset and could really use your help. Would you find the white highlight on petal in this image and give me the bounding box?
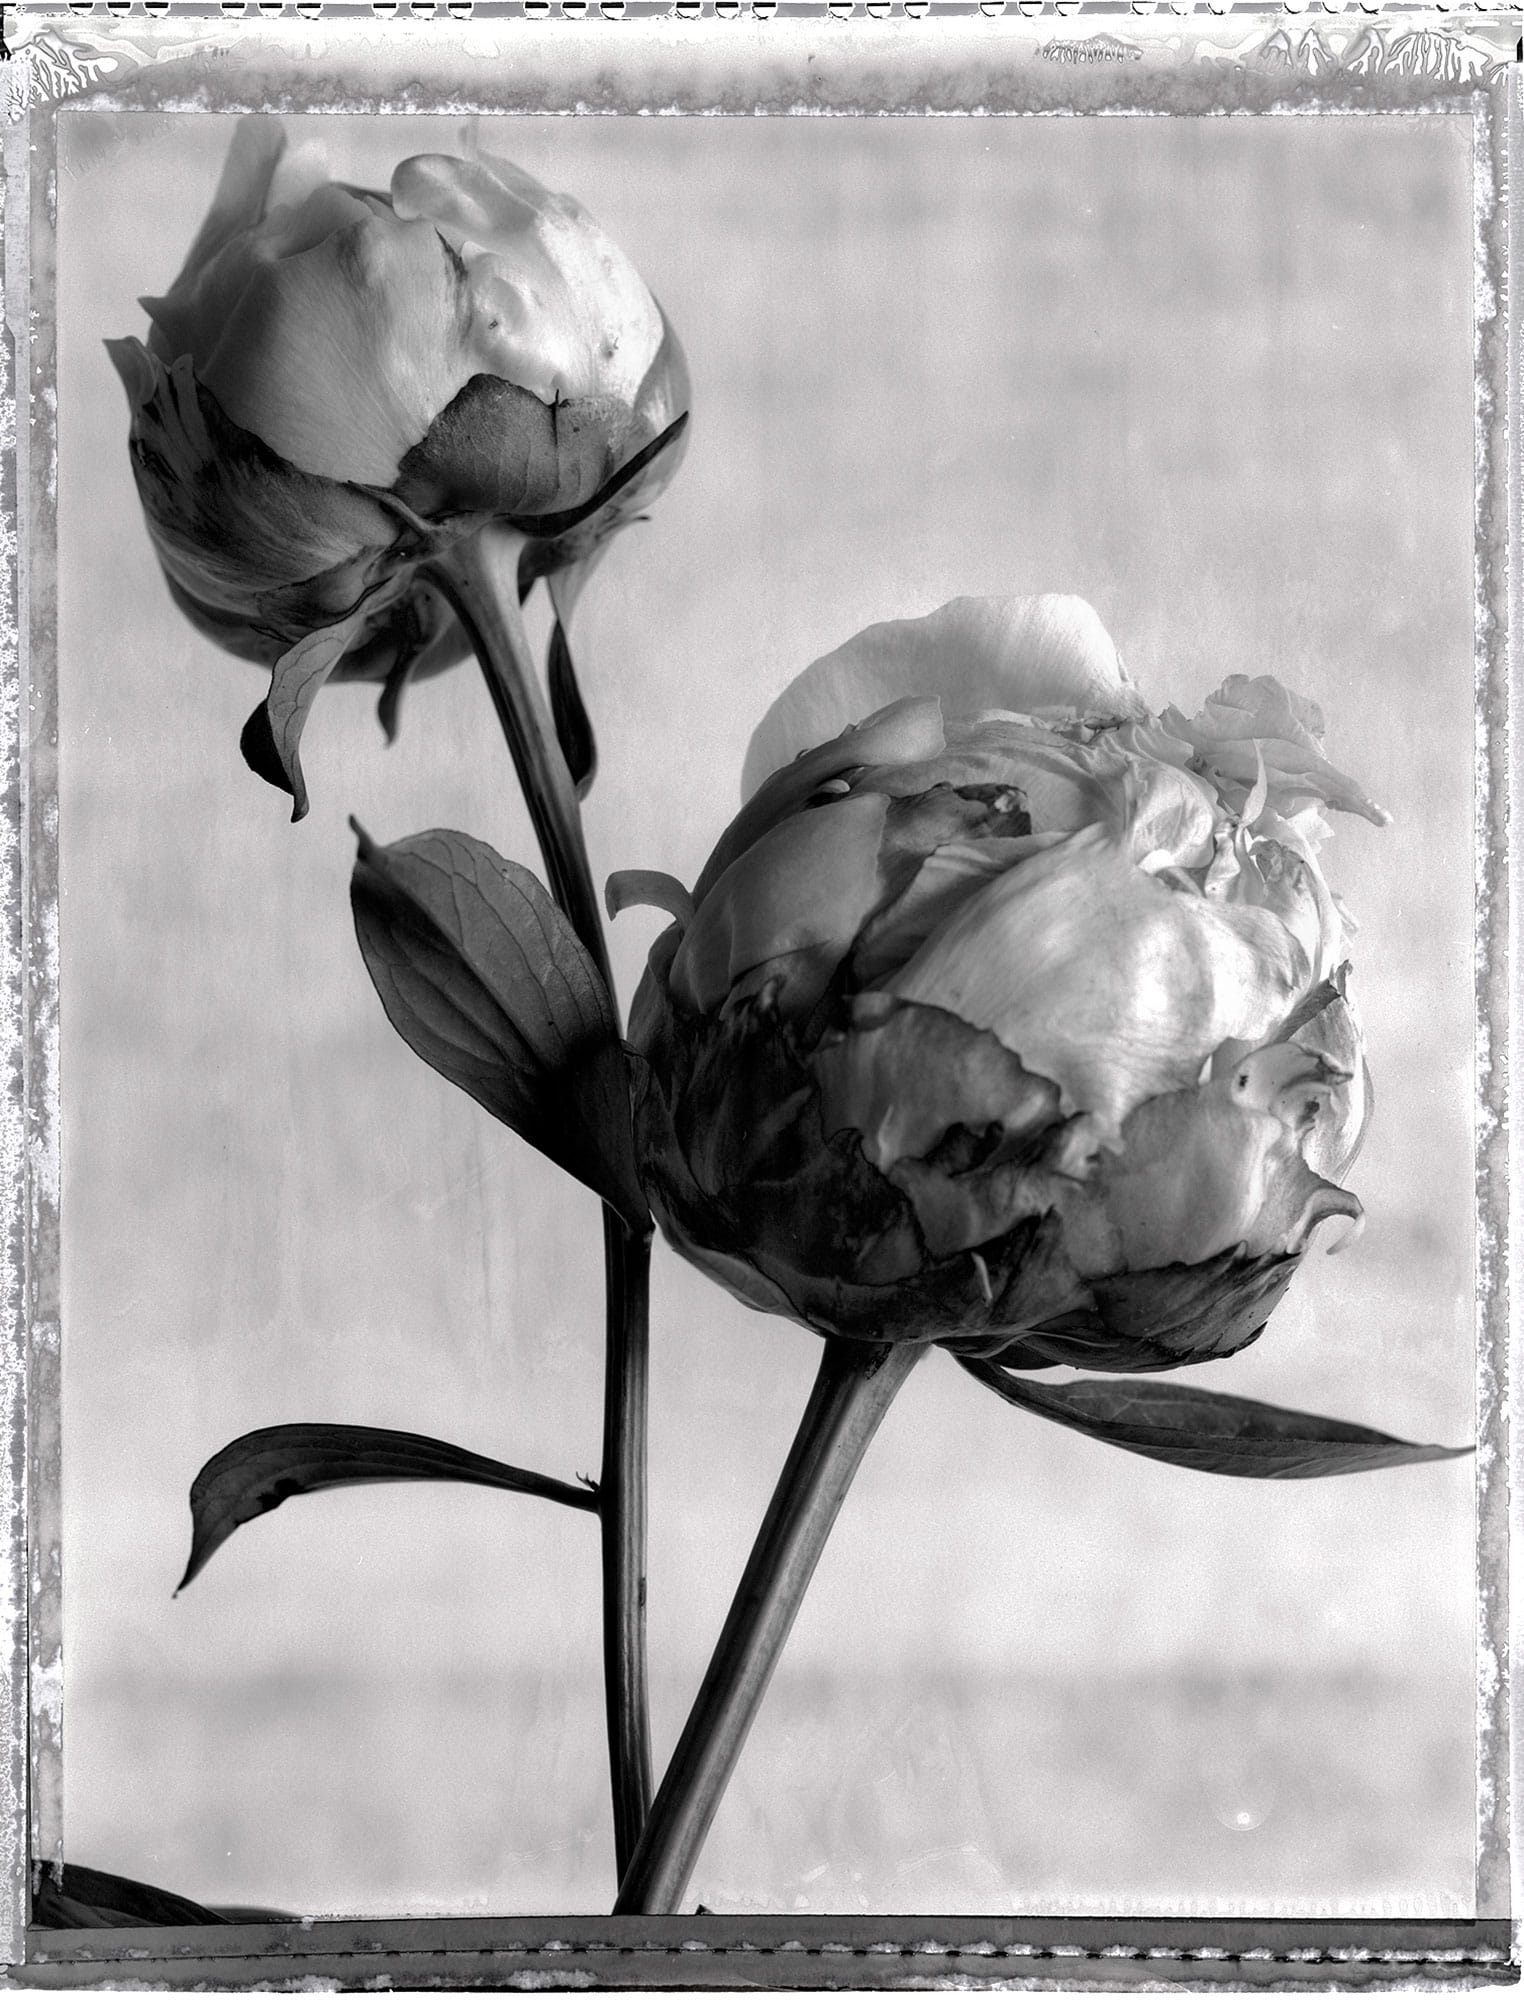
[741,595,1147,801]
[886,825,1306,1136]
[391,151,663,409]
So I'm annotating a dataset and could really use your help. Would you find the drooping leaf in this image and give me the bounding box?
[548,618,597,800]
[179,1421,598,1591]
[32,1863,230,1929]
[959,1362,1471,1479]
[351,824,649,1227]
[240,603,371,820]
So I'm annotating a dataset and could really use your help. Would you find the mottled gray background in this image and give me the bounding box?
[58,108,1476,1919]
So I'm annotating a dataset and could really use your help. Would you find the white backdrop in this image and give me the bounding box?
[58,107,1476,1917]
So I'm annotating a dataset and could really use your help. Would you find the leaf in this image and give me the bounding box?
[179,1422,598,1591]
[240,605,371,821]
[958,1362,1472,1479]
[350,824,650,1230]
[32,1863,230,1929]
[548,618,597,800]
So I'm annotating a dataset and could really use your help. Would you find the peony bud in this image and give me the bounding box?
[108,119,688,802]
[620,596,1386,1373]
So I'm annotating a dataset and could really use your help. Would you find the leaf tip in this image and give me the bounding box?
[240,698,308,820]
[349,816,380,866]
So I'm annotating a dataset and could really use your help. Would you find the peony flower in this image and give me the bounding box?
[107,118,688,800]
[617,596,1388,1372]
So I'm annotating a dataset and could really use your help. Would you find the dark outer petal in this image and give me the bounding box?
[118,345,413,638]
[984,1249,1300,1372]
[631,967,1096,1346]
[392,373,630,518]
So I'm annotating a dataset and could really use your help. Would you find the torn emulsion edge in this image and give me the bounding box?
[1474,71,1516,1932]
[0,10,1517,1985]
[1503,54,1524,1948]
[0,97,30,1982]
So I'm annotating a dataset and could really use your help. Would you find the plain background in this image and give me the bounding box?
[58,108,1476,1918]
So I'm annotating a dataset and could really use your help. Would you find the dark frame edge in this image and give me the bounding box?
[11,1916,1520,1991]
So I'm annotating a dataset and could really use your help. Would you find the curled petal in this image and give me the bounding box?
[692,698,947,908]
[1166,673,1390,828]
[1287,985,1371,1179]
[606,869,695,929]
[742,595,1147,800]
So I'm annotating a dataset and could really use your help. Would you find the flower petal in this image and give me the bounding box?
[813,996,1063,1171]
[150,116,287,329]
[742,595,1146,800]
[109,341,399,638]
[887,825,1308,1134]
[692,697,947,908]
[391,152,663,409]
[670,792,891,1017]
[1102,1083,1362,1267]
[194,191,477,486]
[1165,673,1390,828]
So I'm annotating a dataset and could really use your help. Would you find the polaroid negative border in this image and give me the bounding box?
[0,9,1516,1987]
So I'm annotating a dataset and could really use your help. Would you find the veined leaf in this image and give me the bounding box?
[351,824,649,1229]
[959,1363,1471,1479]
[179,1421,598,1590]
[240,601,374,821]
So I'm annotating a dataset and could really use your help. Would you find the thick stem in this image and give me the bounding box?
[614,1337,926,1915]
[427,522,653,1877]
[603,1221,654,1867]
[426,527,608,978]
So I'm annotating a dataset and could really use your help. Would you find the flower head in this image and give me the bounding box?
[621,596,1386,1372]
[109,119,688,798]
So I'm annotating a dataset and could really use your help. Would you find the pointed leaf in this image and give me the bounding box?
[351,824,649,1229]
[241,604,371,820]
[548,618,597,800]
[32,1863,230,1929]
[376,653,412,745]
[179,1421,598,1591]
[959,1362,1471,1479]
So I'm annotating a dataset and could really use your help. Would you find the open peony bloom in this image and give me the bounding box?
[107,118,688,774]
[619,596,1388,1372]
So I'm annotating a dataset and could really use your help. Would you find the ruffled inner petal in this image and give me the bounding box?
[1165,672,1389,828]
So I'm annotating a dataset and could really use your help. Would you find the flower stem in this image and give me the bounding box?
[614,1337,926,1915]
[427,523,653,1878]
[604,1219,654,1868]
[426,526,608,979]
